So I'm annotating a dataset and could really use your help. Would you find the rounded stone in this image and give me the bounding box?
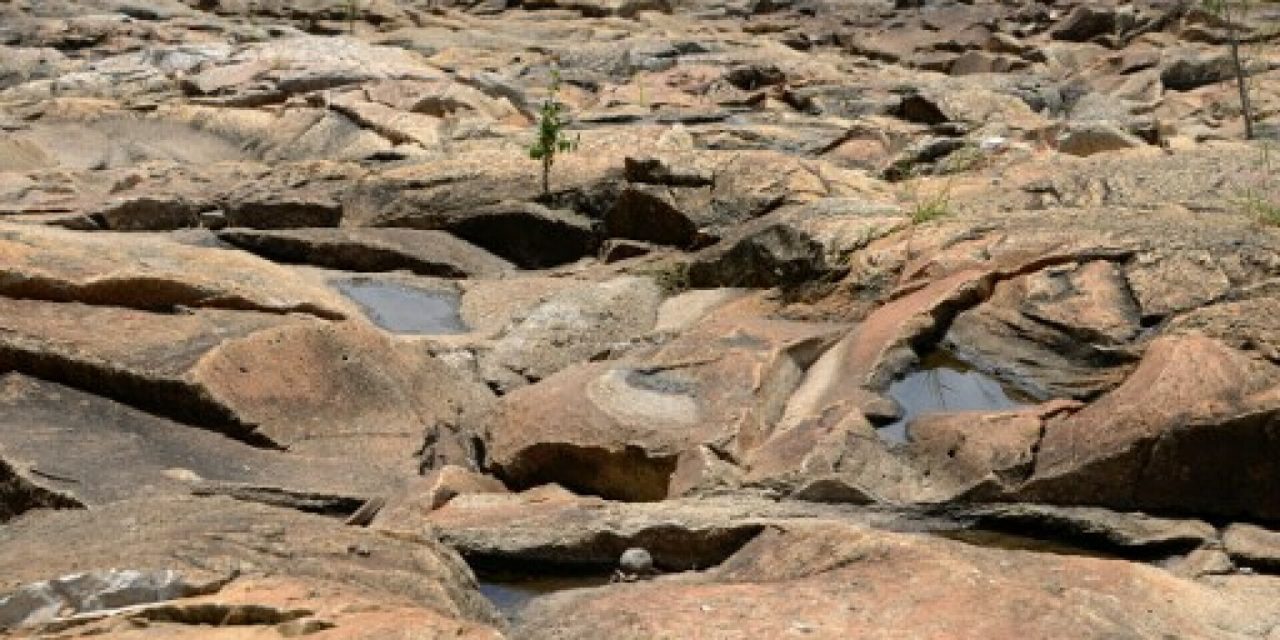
[619,547,654,573]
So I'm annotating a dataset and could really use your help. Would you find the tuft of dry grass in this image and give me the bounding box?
[1239,143,1280,225]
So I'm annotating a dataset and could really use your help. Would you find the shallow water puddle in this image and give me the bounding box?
[334,279,468,335]
[478,573,612,620]
[879,351,1034,444]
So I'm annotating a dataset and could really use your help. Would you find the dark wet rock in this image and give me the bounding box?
[218,228,513,278]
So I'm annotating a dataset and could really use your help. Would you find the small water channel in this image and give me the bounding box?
[477,572,612,621]
[879,350,1035,444]
[334,279,468,335]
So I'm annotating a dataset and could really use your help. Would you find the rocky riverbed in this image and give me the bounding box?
[2,0,1280,637]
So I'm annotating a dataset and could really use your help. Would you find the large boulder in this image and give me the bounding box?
[0,496,502,637]
[481,275,664,387]
[486,296,842,500]
[179,36,446,105]
[605,152,887,248]
[1055,122,1149,157]
[1019,334,1280,520]
[1161,50,1237,91]
[515,522,1280,639]
[342,148,623,230]
[388,487,782,571]
[0,373,404,517]
[944,260,1143,400]
[0,223,355,318]
[0,298,494,467]
[219,164,355,229]
[685,200,905,288]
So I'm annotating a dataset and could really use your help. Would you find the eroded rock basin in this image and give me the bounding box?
[4,0,1280,636]
[880,350,1035,444]
[334,279,468,335]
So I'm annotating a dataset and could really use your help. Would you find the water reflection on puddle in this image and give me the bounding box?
[478,573,611,620]
[879,351,1034,444]
[334,279,468,335]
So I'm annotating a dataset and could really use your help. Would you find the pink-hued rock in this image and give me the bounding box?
[516,522,1280,640]
[1020,334,1280,520]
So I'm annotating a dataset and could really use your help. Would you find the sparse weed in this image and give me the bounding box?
[1239,142,1280,225]
[640,260,692,294]
[938,144,987,175]
[902,174,954,225]
[1241,191,1280,225]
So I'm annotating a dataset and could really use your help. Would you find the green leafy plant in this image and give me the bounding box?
[528,69,579,197]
